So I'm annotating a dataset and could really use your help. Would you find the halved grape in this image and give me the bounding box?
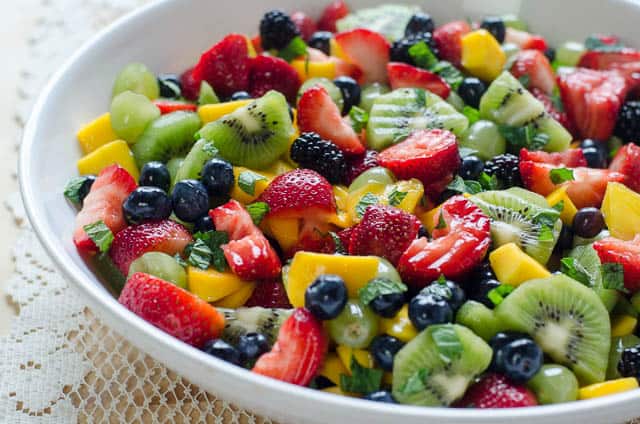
[527,364,579,404]
[328,300,379,348]
[459,120,507,161]
[348,167,396,193]
[112,63,160,100]
[446,91,465,112]
[556,42,586,67]
[128,252,187,289]
[198,81,219,105]
[110,91,161,143]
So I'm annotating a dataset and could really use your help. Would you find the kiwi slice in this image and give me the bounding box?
[132,111,202,167]
[359,83,390,113]
[455,301,504,341]
[366,88,469,151]
[298,78,343,111]
[473,190,561,264]
[219,307,292,345]
[128,252,187,289]
[197,90,293,170]
[495,274,611,385]
[166,156,185,186]
[392,324,492,406]
[174,139,219,182]
[336,4,421,41]
[567,244,620,312]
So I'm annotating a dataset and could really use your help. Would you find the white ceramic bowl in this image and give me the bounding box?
[19,0,640,422]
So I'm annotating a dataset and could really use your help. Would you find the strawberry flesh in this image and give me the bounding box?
[609,143,640,193]
[519,147,587,167]
[249,55,301,103]
[593,236,640,293]
[334,28,390,85]
[433,21,471,67]
[531,88,576,136]
[245,280,292,309]
[578,48,640,70]
[209,199,260,241]
[154,101,197,114]
[317,0,349,33]
[387,62,451,99]
[455,373,538,408]
[223,233,282,280]
[510,50,556,94]
[505,28,548,52]
[180,67,200,101]
[291,11,317,41]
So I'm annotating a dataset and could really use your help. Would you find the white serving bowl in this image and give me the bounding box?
[19,0,640,422]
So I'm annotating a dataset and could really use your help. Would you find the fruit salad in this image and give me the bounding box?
[64,1,640,409]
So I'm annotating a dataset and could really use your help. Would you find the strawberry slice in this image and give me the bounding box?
[73,165,137,254]
[291,11,317,41]
[119,272,225,348]
[252,308,328,386]
[344,150,379,185]
[455,374,538,408]
[337,226,356,251]
[397,196,491,287]
[377,129,460,199]
[510,50,556,94]
[223,233,282,280]
[505,28,548,51]
[387,62,451,99]
[334,28,390,84]
[317,0,349,32]
[578,49,640,70]
[297,85,365,155]
[558,68,630,141]
[210,199,260,241]
[433,21,471,67]
[289,220,336,256]
[154,101,197,114]
[245,280,292,308]
[594,236,640,293]
[609,143,640,193]
[180,67,200,101]
[530,88,576,136]
[109,220,193,275]
[519,147,587,167]
[348,204,421,266]
[192,33,251,98]
[249,55,302,103]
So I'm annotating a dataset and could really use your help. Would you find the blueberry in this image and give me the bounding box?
[158,73,182,99]
[572,207,605,238]
[308,31,333,55]
[333,76,361,114]
[404,12,435,37]
[544,47,556,63]
[459,155,485,180]
[171,179,210,223]
[364,390,397,403]
[194,215,215,234]
[122,186,172,224]
[472,261,495,281]
[421,280,466,312]
[369,335,404,371]
[237,332,270,363]
[417,225,429,239]
[582,147,608,168]
[465,278,500,309]
[457,77,487,109]
[139,161,171,191]
[555,224,574,252]
[202,339,243,366]
[489,331,532,351]
[438,189,458,204]
[480,17,506,44]
[201,158,235,197]
[230,91,252,101]
[77,175,96,205]
[492,337,544,383]
[369,292,405,318]
[408,294,453,330]
[305,274,348,320]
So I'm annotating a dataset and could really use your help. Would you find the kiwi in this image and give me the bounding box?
[359,83,390,112]
[455,300,504,341]
[392,324,492,406]
[495,274,611,385]
[219,307,291,345]
[473,189,561,264]
[197,90,293,170]
[366,88,469,151]
[298,78,343,111]
[198,81,219,105]
[174,139,219,182]
[336,4,421,41]
[132,111,202,167]
[607,335,640,379]
[128,252,187,289]
[568,244,620,312]
[166,156,185,186]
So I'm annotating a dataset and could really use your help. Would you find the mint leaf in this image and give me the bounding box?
[173,253,188,268]
[186,230,229,271]
[601,263,627,292]
[185,238,213,270]
[437,274,447,284]
[533,210,560,229]
[358,277,408,305]
[552,200,565,213]
[550,168,575,184]
[518,74,531,88]
[462,106,480,125]
[83,221,114,253]
[431,325,463,363]
[435,211,447,230]
[478,172,498,191]
[408,41,438,69]
[277,36,307,62]
[246,202,269,225]
[446,175,482,195]
[388,189,408,207]
[64,176,90,205]
[487,284,515,306]
[560,257,592,287]
[238,171,267,196]
[430,61,463,90]
[355,193,379,218]
[349,106,369,133]
[340,357,383,394]
[329,231,346,255]
[399,368,429,395]
[499,124,550,151]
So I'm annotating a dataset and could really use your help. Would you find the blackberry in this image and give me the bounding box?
[290,132,347,184]
[614,101,640,143]
[259,10,299,50]
[618,345,640,379]
[484,153,522,188]
[390,33,438,66]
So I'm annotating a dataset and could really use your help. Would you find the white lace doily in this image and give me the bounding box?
[0,1,272,422]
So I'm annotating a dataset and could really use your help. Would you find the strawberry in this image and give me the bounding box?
[387,62,451,99]
[119,272,225,348]
[180,67,200,101]
[289,220,337,256]
[291,11,317,41]
[297,85,365,155]
[249,55,301,103]
[223,233,282,280]
[578,49,640,70]
[109,220,193,275]
[252,308,328,386]
[455,374,538,408]
[397,196,491,287]
[317,0,349,32]
[510,50,556,95]
[337,226,356,251]
[609,143,640,192]
[519,147,587,167]
[558,68,630,141]
[377,129,460,199]
[344,150,379,185]
[530,88,576,135]
[245,280,292,309]
[332,57,364,81]
[209,199,260,241]
[192,33,251,98]
[433,21,471,67]
[251,35,263,54]
[334,28,390,85]
[259,169,336,219]
[505,28,548,51]
[348,205,421,265]
[73,165,137,254]
[593,236,640,293]
[154,101,197,114]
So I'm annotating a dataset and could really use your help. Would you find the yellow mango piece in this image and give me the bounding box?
[319,353,349,385]
[77,139,139,180]
[386,179,424,214]
[264,160,294,176]
[611,315,638,338]
[330,38,348,61]
[489,243,551,286]
[336,345,375,373]
[420,206,440,234]
[187,267,251,302]
[245,36,257,58]
[346,182,386,223]
[379,304,418,343]
[602,182,640,241]
[214,282,256,308]
[76,113,119,154]
[330,185,353,228]
[291,60,337,81]
[264,217,300,251]
[578,378,639,400]
[461,29,506,82]
[198,100,252,124]
[286,252,380,307]
[230,167,273,204]
[547,187,578,226]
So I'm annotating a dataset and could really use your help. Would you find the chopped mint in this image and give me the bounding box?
[431,325,463,363]
[560,257,592,287]
[186,230,229,271]
[238,171,267,196]
[408,41,438,69]
[329,231,346,255]
[602,263,627,292]
[499,124,550,151]
[173,253,188,268]
[446,175,482,195]
[63,176,90,205]
[185,238,213,270]
[551,87,564,111]
[83,221,114,253]
[349,106,369,133]
[435,211,447,230]
[388,189,408,207]
[246,202,269,225]
[518,74,531,89]
[462,106,480,125]
[550,168,575,184]
[278,36,308,62]
[340,357,383,394]
[399,368,429,395]
[355,192,379,218]
[437,274,447,285]
[552,200,565,213]
[358,277,408,305]
[488,284,515,306]
[533,210,561,229]
[431,61,464,90]
[478,172,498,191]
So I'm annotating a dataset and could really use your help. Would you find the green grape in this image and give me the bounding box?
[112,63,160,100]
[110,91,161,143]
[328,300,379,348]
[348,167,396,193]
[446,91,465,112]
[556,42,586,67]
[128,252,187,289]
[527,364,579,404]
[358,83,390,112]
[376,258,402,284]
[459,120,507,161]
[298,77,344,111]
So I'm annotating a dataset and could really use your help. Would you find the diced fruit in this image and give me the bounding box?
[520,148,587,167]
[180,67,200,100]
[379,304,418,343]
[556,41,586,66]
[245,280,292,309]
[119,272,225,348]
[601,182,640,241]
[214,282,257,309]
[317,0,349,32]
[510,49,556,94]
[110,91,161,144]
[328,300,378,348]
[609,143,640,193]
[611,315,638,338]
[527,364,579,405]
[433,21,471,67]
[505,28,548,51]
[291,59,336,81]
[197,100,252,124]
[154,101,197,114]
[336,345,375,372]
[112,63,159,100]
[249,55,301,103]
[291,11,317,41]
[262,217,300,252]
[489,243,551,286]
[210,199,260,241]
[223,234,282,281]
[461,29,507,82]
[333,28,390,85]
[531,88,576,135]
[187,267,252,303]
[578,48,640,70]
[455,373,538,408]
[578,378,639,400]
[128,252,187,289]
[76,113,118,154]
[387,63,451,99]
[319,352,349,385]
[455,300,503,341]
[593,236,640,293]
[546,187,578,226]
[77,139,140,181]
[459,120,506,161]
[229,167,273,204]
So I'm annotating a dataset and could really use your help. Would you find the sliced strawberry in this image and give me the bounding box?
[317,0,349,32]
[505,28,548,51]
[223,233,282,280]
[73,165,137,254]
[245,280,292,309]
[209,199,260,241]
[334,29,390,85]
[433,21,471,67]
[109,220,193,275]
[297,85,365,155]
[192,33,251,98]
[519,147,587,167]
[348,204,421,266]
[344,150,379,185]
[377,129,460,199]
[332,57,364,81]
[249,55,301,103]
[291,11,317,41]
[397,196,491,287]
[593,236,640,293]
[252,308,327,386]
[119,272,225,348]
[251,35,263,54]
[455,374,538,408]
[290,221,337,257]
[530,88,576,135]
[609,143,640,192]
[578,49,640,70]
[337,226,356,251]
[387,62,451,98]
[558,68,630,141]
[154,100,197,114]
[180,67,200,101]
[510,50,556,94]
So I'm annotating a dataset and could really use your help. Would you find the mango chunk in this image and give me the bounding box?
[489,242,551,286]
[602,182,640,241]
[77,113,119,154]
[330,185,353,228]
[319,353,349,385]
[291,60,336,81]
[230,167,273,204]
[611,315,638,338]
[336,345,375,373]
[263,217,299,251]
[198,100,252,124]
[379,304,418,343]
[547,186,578,226]
[187,267,252,302]
[578,378,639,400]
[214,282,256,308]
[461,29,506,82]
[77,139,139,180]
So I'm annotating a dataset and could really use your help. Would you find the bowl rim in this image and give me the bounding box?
[18,0,640,420]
